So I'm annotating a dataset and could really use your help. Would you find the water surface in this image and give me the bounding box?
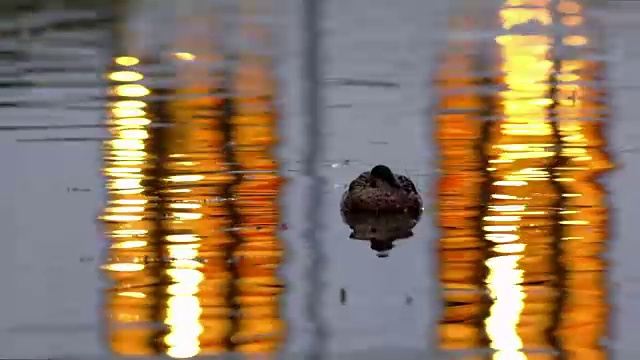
[0,0,618,359]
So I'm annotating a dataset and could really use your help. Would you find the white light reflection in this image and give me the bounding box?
[485,1,555,358]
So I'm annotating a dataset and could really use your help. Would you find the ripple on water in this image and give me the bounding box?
[436,1,613,358]
[100,7,285,357]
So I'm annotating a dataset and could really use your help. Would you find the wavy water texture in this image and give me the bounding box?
[436,0,613,358]
[100,3,284,358]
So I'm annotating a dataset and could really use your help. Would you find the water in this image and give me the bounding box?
[0,0,621,359]
[437,1,612,359]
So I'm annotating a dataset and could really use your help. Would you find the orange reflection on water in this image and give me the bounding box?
[555,57,612,359]
[437,0,612,358]
[101,24,284,357]
[436,45,488,355]
[163,80,233,357]
[231,51,284,354]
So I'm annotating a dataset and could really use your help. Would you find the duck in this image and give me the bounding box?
[341,164,423,215]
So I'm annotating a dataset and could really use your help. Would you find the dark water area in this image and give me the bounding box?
[0,0,616,359]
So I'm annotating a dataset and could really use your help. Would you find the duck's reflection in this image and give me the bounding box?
[342,211,421,258]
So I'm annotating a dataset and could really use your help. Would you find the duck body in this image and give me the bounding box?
[341,165,423,215]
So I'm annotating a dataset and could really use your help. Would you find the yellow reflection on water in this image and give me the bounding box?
[101,20,284,356]
[109,71,144,82]
[437,0,611,358]
[487,4,555,358]
[175,52,196,61]
[115,56,140,66]
[115,84,150,97]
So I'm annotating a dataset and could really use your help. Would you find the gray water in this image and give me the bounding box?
[0,0,635,359]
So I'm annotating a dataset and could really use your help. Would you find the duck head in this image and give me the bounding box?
[369,164,400,189]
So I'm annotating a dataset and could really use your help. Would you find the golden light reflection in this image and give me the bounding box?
[555,63,612,360]
[486,5,554,356]
[115,56,140,66]
[102,12,284,356]
[435,41,488,354]
[110,71,144,82]
[115,84,151,97]
[437,0,611,358]
[230,53,284,354]
[175,52,196,61]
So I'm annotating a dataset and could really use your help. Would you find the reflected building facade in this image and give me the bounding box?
[435,45,490,354]
[100,2,284,358]
[436,0,612,358]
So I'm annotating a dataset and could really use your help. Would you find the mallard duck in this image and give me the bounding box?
[341,164,423,214]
